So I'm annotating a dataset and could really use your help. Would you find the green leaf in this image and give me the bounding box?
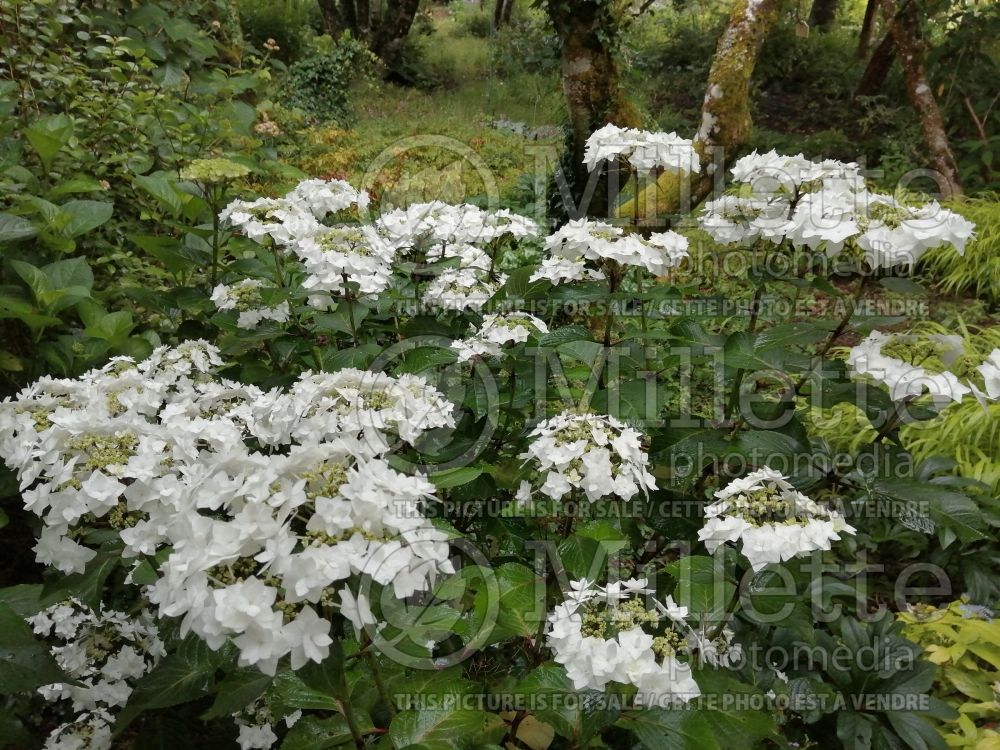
[388,709,506,750]
[117,637,222,730]
[56,200,114,238]
[618,709,719,750]
[85,311,135,341]
[0,351,22,371]
[282,715,369,750]
[885,711,946,750]
[517,664,619,743]
[753,323,829,351]
[0,603,66,694]
[298,640,349,701]
[538,326,592,348]
[10,260,51,300]
[663,555,735,619]
[48,176,107,196]
[26,114,74,170]
[44,257,94,291]
[133,174,186,216]
[0,213,37,244]
[202,667,273,719]
[429,467,483,489]
[872,479,988,543]
[269,669,340,715]
[474,562,543,643]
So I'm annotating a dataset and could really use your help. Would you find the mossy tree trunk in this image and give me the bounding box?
[546,0,639,218]
[880,0,963,197]
[625,0,785,223]
[808,0,838,31]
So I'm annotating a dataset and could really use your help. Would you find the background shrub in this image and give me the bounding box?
[286,33,378,123]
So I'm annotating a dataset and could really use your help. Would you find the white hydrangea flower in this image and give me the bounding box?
[977,349,1000,400]
[698,467,855,571]
[451,312,549,362]
[847,331,975,405]
[44,709,114,750]
[529,256,606,285]
[422,267,504,312]
[290,224,397,302]
[220,197,319,246]
[583,124,700,174]
[285,178,370,219]
[211,279,290,329]
[700,151,975,268]
[546,578,701,705]
[520,411,656,502]
[0,345,460,675]
[544,219,689,274]
[377,201,538,250]
[28,598,163,745]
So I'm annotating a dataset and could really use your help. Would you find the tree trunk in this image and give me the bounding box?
[370,0,420,71]
[494,0,512,29]
[624,0,785,222]
[808,0,838,30]
[317,0,343,36]
[857,0,878,57]
[547,0,639,218]
[880,0,963,197]
[855,28,895,97]
[339,0,360,38]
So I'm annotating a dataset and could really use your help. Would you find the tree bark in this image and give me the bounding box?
[317,0,343,36]
[855,28,895,97]
[488,0,514,30]
[547,0,639,218]
[370,0,420,71]
[808,0,838,30]
[857,0,878,57]
[624,0,785,222]
[880,0,963,197]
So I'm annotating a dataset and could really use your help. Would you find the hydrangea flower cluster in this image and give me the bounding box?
[232,696,302,750]
[292,224,398,305]
[0,343,458,675]
[211,279,291,329]
[520,411,656,502]
[422,265,506,313]
[27,598,164,750]
[847,332,1000,406]
[220,197,319,246]
[546,578,701,706]
[583,124,700,174]
[285,178,370,219]
[543,219,690,276]
[701,150,975,268]
[220,182,543,316]
[698,467,855,571]
[375,201,539,250]
[451,312,549,362]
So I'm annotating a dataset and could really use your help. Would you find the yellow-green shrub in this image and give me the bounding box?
[899,601,1000,750]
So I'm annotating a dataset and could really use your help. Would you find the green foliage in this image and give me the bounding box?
[286,33,379,123]
[238,0,323,62]
[899,601,1000,750]
[920,196,1000,305]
